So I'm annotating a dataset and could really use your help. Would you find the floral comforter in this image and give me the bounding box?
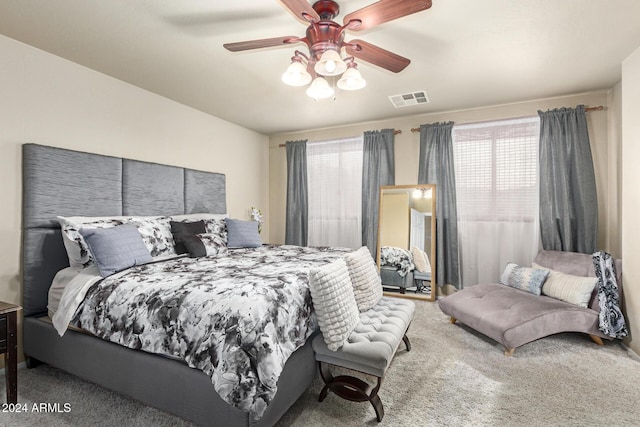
[71,245,350,420]
[380,246,414,277]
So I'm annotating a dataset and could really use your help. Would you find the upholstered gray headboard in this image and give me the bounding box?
[22,143,227,317]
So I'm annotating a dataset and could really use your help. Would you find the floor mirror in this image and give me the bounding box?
[376,184,436,301]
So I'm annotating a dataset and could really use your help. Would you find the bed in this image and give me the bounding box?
[21,143,340,426]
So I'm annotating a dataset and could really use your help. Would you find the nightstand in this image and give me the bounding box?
[0,302,20,404]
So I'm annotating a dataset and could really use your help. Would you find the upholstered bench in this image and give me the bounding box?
[312,296,415,422]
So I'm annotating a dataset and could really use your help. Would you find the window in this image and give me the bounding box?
[452,117,540,286]
[307,136,363,248]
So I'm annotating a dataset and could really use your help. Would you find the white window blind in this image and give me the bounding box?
[452,116,541,287]
[307,136,363,248]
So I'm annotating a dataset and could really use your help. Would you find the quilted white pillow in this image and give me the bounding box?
[344,246,383,312]
[534,263,598,308]
[309,258,360,351]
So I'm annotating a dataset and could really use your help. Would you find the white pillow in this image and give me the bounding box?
[411,246,431,272]
[344,247,382,312]
[308,258,360,351]
[534,263,598,308]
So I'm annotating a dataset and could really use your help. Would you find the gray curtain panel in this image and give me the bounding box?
[285,140,309,246]
[418,122,460,288]
[362,129,396,257]
[538,105,598,254]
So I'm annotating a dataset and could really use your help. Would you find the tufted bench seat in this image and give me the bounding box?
[312,296,415,422]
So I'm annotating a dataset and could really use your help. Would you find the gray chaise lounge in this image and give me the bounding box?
[438,250,620,356]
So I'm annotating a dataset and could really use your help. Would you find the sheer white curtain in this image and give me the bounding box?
[307,136,363,248]
[452,117,541,287]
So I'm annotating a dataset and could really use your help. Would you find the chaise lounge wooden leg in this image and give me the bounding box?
[449,316,457,324]
[504,347,515,357]
[589,334,604,346]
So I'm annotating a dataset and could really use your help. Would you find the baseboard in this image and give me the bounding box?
[621,342,640,362]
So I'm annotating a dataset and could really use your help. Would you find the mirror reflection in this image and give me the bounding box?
[377,184,436,301]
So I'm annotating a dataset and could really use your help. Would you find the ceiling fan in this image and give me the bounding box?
[223,0,433,97]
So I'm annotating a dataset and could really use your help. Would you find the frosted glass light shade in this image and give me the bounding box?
[314,49,347,76]
[306,77,334,100]
[281,61,312,86]
[337,66,366,90]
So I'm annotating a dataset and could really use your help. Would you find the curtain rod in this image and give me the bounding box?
[408,105,605,133]
[278,129,402,147]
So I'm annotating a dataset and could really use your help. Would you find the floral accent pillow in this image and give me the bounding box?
[183,233,229,258]
[500,262,550,295]
[127,217,176,258]
[204,218,228,247]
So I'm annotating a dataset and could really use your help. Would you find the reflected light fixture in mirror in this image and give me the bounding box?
[412,188,432,199]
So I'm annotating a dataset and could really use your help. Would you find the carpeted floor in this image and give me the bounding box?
[2,300,640,427]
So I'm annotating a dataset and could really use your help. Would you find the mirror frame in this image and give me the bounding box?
[376,184,437,301]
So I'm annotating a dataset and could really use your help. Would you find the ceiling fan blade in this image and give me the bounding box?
[223,36,300,52]
[343,0,432,31]
[345,39,410,73]
[278,0,320,24]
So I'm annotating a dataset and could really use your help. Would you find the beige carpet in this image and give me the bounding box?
[3,300,640,427]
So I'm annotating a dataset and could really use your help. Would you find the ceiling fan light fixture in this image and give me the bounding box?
[225,0,433,100]
[281,59,312,87]
[337,63,366,90]
[306,76,334,100]
[314,49,347,76]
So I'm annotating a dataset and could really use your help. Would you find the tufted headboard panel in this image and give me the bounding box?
[22,143,227,316]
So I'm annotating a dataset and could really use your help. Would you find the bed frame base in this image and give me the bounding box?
[24,317,317,427]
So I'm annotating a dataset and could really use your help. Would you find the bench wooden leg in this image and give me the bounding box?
[449,316,457,324]
[402,334,411,352]
[504,347,515,357]
[318,362,386,422]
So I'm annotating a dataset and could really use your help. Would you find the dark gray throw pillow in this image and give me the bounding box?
[225,218,262,248]
[183,233,228,258]
[80,224,152,277]
[170,220,206,254]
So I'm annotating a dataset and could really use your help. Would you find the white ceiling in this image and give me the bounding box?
[1,1,640,135]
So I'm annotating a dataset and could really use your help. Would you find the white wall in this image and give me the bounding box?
[622,46,640,355]
[0,34,269,363]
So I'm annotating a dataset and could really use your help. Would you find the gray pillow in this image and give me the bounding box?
[225,218,262,248]
[500,262,550,295]
[80,224,152,277]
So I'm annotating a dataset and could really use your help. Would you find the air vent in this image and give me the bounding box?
[388,91,429,108]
